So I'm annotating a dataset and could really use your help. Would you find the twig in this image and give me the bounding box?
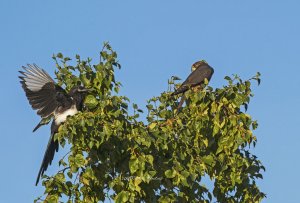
[62,151,71,160]
[58,166,70,174]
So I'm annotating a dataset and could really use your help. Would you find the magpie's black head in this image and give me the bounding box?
[69,86,91,110]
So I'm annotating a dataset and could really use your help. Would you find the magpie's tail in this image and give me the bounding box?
[35,123,59,185]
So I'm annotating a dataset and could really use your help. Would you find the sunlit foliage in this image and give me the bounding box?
[35,43,265,203]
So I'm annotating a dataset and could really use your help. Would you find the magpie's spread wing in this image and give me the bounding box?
[172,62,214,95]
[19,64,74,186]
[19,64,69,118]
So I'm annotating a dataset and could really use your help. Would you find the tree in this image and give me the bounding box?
[35,42,265,203]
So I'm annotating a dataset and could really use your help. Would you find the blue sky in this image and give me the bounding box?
[1,0,299,202]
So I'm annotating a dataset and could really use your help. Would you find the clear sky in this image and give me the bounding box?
[1,0,299,202]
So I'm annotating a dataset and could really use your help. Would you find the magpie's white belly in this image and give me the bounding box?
[54,105,78,125]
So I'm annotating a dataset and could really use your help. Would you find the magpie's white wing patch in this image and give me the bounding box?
[21,64,54,91]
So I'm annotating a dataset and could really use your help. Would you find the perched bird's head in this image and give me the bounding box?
[69,86,90,96]
[191,60,208,72]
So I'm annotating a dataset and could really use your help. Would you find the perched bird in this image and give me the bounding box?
[172,61,214,109]
[19,64,90,185]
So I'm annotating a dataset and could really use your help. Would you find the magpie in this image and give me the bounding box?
[19,64,90,185]
[172,61,214,109]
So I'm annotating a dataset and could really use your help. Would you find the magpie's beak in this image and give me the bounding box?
[78,88,92,93]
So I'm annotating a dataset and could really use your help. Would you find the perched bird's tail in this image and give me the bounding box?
[35,122,59,185]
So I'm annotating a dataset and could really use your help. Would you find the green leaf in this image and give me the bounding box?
[80,73,91,86]
[115,191,129,203]
[129,158,139,174]
[75,154,85,167]
[148,122,157,130]
[84,95,98,109]
[202,155,214,166]
[133,103,138,109]
[46,195,59,203]
[146,155,154,166]
[204,78,209,85]
[203,138,208,147]
[224,76,232,81]
[165,169,176,178]
[57,53,63,59]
